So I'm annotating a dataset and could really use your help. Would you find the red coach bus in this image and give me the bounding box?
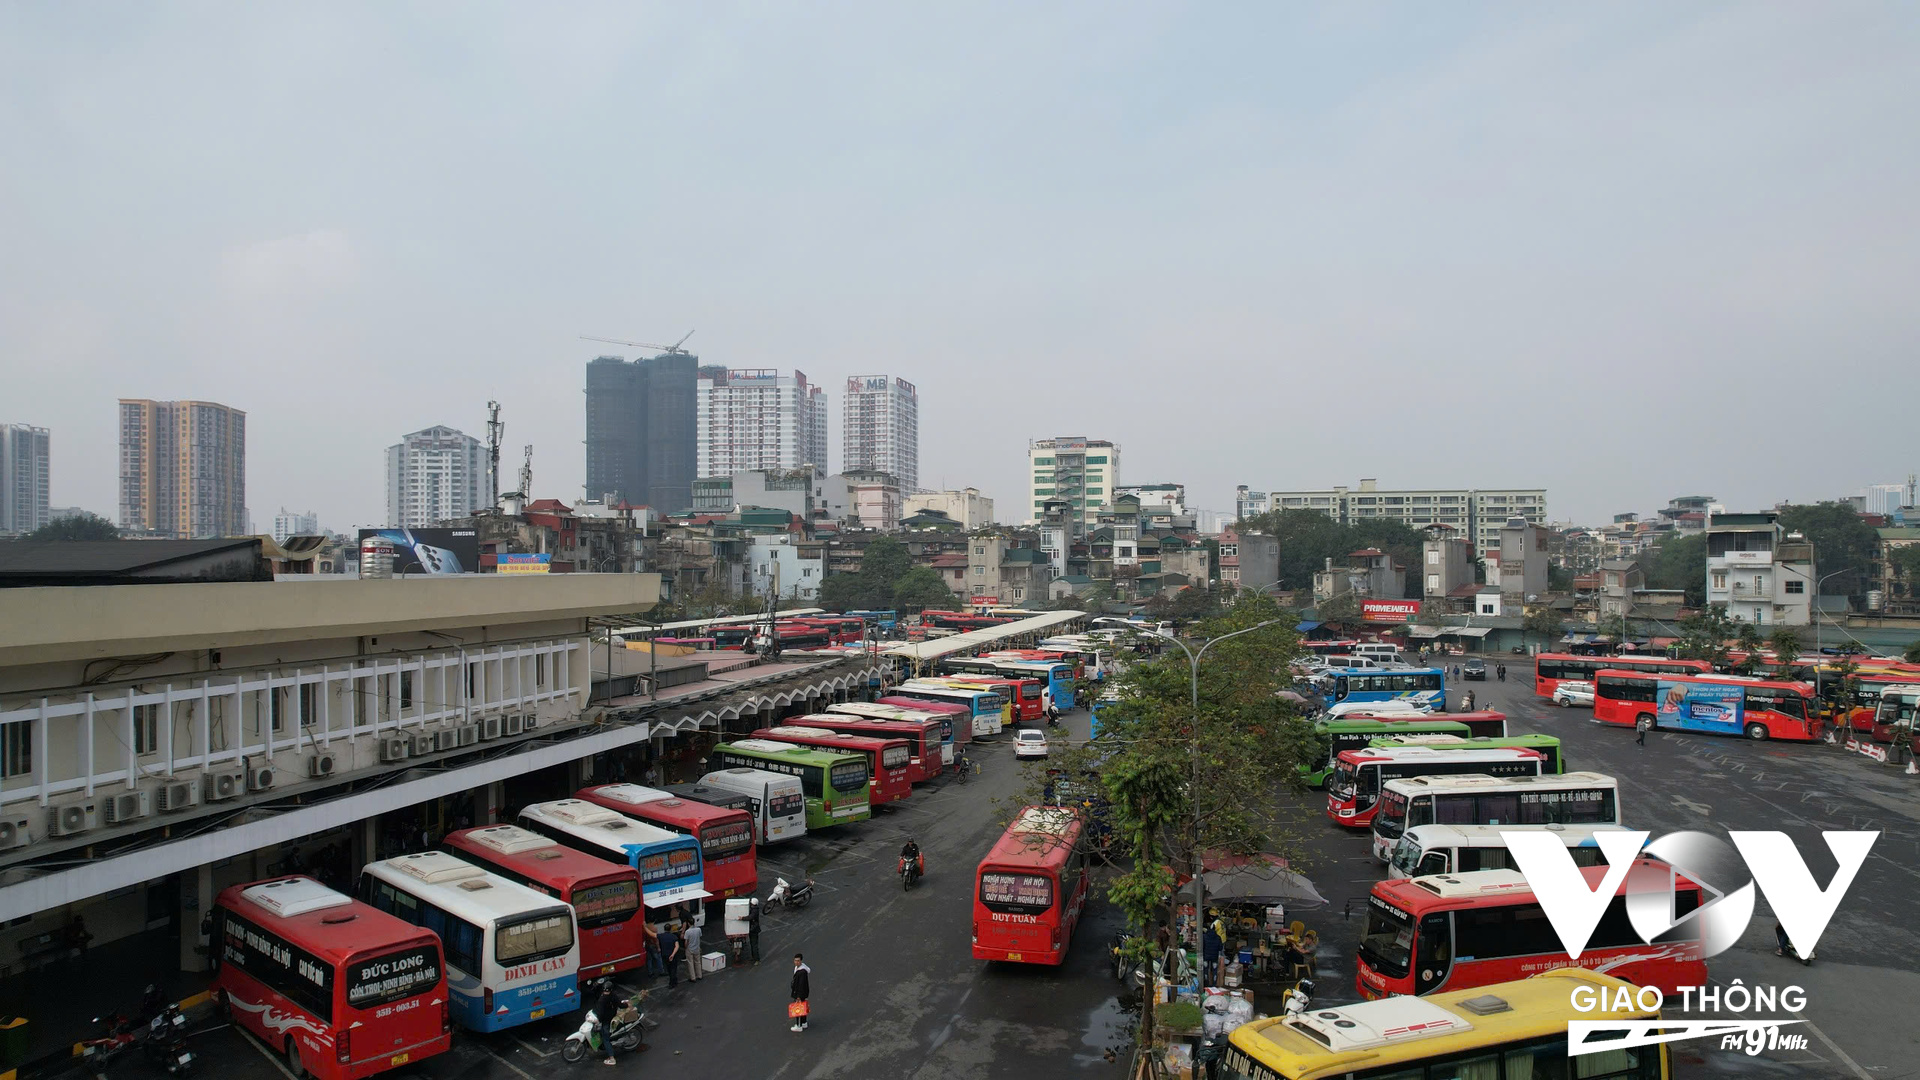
[790,712,945,782]
[212,876,450,1080]
[1592,671,1821,741]
[946,675,1046,725]
[1357,863,1706,1000]
[1326,746,1545,828]
[1533,653,1711,698]
[572,783,759,899]
[877,695,973,750]
[1344,709,1509,739]
[442,825,646,978]
[973,806,1089,965]
[753,726,914,805]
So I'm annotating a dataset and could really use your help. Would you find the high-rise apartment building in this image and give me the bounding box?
[697,368,827,478]
[0,424,50,535]
[1245,479,1546,558]
[387,426,485,528]
[1027,437,1119,526]
[842,375,918,492]
[271,508,320,542]
[118,399,247,538]
[584,351,698,512]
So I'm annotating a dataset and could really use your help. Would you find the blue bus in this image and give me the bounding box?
[1089,692,1122,738]
[844,610,898,632]
[1325,667,1446,710]
[945,656,1075,714]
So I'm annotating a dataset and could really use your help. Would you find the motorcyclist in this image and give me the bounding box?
[592,980,619,1065]
[900,838,923,878]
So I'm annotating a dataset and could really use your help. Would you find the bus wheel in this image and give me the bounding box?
[285,1039,307,1080]
[1635,715,1654,733]
[1746,723,1769,741]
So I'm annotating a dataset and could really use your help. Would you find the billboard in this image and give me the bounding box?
[497,553,552,574]
[1360,599,1422,623]
[357,528,480,575]
[1655,679,1745,735]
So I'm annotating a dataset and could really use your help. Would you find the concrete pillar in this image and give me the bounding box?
[179,863,214,973]
[484,781,506,825]
[569,755,593,791]
[352,815,378,872]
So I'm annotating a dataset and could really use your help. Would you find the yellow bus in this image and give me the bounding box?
[1222,968,1667,1080]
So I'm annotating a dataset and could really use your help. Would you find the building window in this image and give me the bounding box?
[1,721,28,778]
[1481,603,1496,614]
[1427,573,1440,593]
[269,689,288,734]
[973,567,984,576]
[134,703,161,754]
[1754,575,1765,592]
[399,671,414,711]
[1220,544,1238,557]
[1711,570,1728,590]
[1086,456,1108,464]
[1426,550,1439,565]
[1784,579,1804,594]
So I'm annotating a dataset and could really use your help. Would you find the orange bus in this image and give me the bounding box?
[972,806,1089,965]
[753,726,914,805]
[1356,863,1706,1000]
[1592,670,1822,741]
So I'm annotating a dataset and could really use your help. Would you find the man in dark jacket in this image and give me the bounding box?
[789,953,811,1032]
[747,897,763,965]
[660,926,682,989]
[592,981,619,1065]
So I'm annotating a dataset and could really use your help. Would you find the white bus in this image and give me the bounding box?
[1370,771,1622,863]
[517,800,709,909]
[358,851,580,1033]
[893,680,1006,737]
[1386,822,1634,879]
[694,766,809,845]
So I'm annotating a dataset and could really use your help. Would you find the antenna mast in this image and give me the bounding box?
[485,401,504,509]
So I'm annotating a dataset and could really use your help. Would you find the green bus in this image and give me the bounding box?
[1369,732,1566,773]
[710,739,873,828]
[1303,718,1472,787]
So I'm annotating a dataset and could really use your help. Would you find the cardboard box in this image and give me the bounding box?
[700,951,727,973]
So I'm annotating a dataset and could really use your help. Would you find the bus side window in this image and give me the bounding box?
[1334,677,1349,701]
[1419,852,1450,876]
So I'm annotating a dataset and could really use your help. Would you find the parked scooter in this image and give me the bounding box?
[80,1012,139,1068]
[145,1001,195,1076]
[766,876,815,910]
[1282,979,1315,1019]
[561,989,646,1064]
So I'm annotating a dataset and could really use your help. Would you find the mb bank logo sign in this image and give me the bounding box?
[1502,829,1877,1056]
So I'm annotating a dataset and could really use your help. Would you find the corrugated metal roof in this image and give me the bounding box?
[881,610,1088,662]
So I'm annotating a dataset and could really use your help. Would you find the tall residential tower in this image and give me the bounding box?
[697,368,827,477]
[1026,437,1119,526]
[584,351,698,512]
[387,426,486,527]
[842,375,918,492]
[118,399,247,538]
[0,423,50,535]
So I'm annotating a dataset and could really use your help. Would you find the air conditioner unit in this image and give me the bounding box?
[435,730,460,753]
[105,791,151,825]
[157,781,199,813]
[378,737,409,764]
[246,766,275,793]
[47,802,98,838]
[0,816,33,849]
[457,724,480,748]
[203,771,245,802]
[480,717,503,741]
[410,734,437,757]
[307,753,337,779]
[523,714,539,733]
[504,715,526,737]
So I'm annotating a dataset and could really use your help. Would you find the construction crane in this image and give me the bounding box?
[579,331,696,356]
[485,401,504,510]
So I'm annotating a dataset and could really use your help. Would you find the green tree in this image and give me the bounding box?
[1888,547,1920,598]
[1732,621,1764,675]
[1777,503,1879,601]
[1522,604,1563,643]
[22,512,118,541]
[1316,591,1363,625]
[817,572,871,613]
[1643,534,1706,606]
[1904,640,1920,665]
[1768,627,1802,676]
[1674,607,1736,665]
[1238,509,1423,591]
[891,566,957,612]
[860,534,912,586]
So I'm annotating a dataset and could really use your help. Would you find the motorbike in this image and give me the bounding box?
[899,853,923,891]
[80,1012,139,1068]
[145,1002,195,1076]
[766,876,815,910]
[1282,979,1315,1019]
[561,990,646,1064]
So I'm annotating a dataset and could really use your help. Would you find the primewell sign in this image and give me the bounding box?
[1504,829,1876,1057]
[1360,600,1421,623]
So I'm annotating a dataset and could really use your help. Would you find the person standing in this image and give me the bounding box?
[789,953,811,1032]
[747,898,763,965]
[643,919,662,978]
[659,924,682,989]
[684,918,704,982]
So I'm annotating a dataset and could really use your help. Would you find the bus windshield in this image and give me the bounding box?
[830,761,870,791]
[1375,790,1410,838]
[495,910,573,965]
[346,945,442,1011]
[1359,896,1414,979]
[570,879,640,928]
[979,871,1053,914]
[769,790,805,819]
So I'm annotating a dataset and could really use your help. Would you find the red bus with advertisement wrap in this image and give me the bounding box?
[1533,653,1711,698]
[972,806,1088,965]
[945,674,1047,725]
[442,825,646,978]
[1592,671,1822,741]
[753,726,914,805]
[571,784,758,899]
[1356,863,1706,1000]
[788,712,945,782]
[211,876,450,1080]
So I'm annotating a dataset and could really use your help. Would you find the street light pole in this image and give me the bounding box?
[1144,617,1286,974]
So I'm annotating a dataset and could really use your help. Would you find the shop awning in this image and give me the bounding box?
[1295,621,1322,633]
[1448,626,1493,638]
[1407,626,1447,639]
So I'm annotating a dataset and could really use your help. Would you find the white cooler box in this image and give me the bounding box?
[701,951,728,974]
[724,898,751,938]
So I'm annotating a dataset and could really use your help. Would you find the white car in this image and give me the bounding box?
[1013,729,1050,759]
[1552,681,1596,708]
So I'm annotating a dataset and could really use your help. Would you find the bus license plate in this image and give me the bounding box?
[389,1053,410,1067]
[530,1008,546,1019]
[1006,952,1022,961]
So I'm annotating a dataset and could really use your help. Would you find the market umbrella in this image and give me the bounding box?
[1276,691,1311,705]
[1199,854,1327,908]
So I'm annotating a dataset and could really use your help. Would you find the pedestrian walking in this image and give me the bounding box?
[747,898,763,965]
[1636,722,1647,748]
[684,919,704,982]
[660,925,682,989]
[789,953,812,1032]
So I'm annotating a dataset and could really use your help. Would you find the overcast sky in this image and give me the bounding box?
[4,3,1916,532]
